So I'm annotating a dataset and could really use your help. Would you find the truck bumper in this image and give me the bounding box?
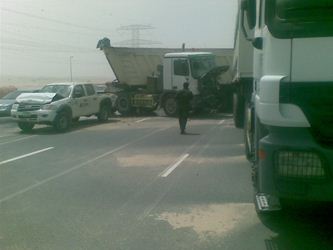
[258,126,333,202]
[11,110,56,124]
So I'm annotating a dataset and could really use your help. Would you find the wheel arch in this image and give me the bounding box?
[161,90,177,105]
[100,97,112,109]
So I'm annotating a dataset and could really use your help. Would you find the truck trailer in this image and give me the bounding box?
[97,38,234,116]
[233,0,333,212]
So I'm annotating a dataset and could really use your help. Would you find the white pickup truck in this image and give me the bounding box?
[11,82,117,132]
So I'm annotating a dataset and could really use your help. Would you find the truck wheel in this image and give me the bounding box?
[163,95,177,116]
[233,93,244,128]
[117,94,132,115]
[98,104,109,122]
[54,111,71,132]
[244,101,255,162]
[18,122,35,132]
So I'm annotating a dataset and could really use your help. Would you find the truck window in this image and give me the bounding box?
[174,59,189,76]
[84,84,95,96]
[73,85,85,98]
[190,56,216,79]
[266,0,333,38]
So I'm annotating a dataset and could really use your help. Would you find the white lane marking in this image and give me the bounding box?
[0,127,170,204]
[0,135,37,146]
[0,147,54,166]
[218,119,225,125]
[160,153,190,178]
[135,118,151,123]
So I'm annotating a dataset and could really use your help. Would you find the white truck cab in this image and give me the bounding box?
[163,52,217,95]
[237,0,333,212]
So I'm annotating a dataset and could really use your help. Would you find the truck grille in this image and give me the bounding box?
[280,81,333,148]
[274,150,326,180]
[18,104,41,111]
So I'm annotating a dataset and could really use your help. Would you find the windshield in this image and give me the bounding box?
[40,85,72,98]
[2,90,25,100]
[190,56,216,79]
[266,0,333,38]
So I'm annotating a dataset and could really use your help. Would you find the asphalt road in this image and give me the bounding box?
[0,114,333,250]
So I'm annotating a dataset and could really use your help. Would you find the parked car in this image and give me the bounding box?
[0,89,38,116]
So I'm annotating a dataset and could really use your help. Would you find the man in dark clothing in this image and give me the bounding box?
[175,82,193,134]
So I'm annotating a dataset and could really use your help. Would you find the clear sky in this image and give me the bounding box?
[0,0,237,84]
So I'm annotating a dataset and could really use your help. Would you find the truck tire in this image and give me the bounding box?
[117,94,132,115]
[163,95,177,117]
[97,104,109,122]
[54,111,71,132]
[244,101,255,162]
[233,93,244,128]
[18,122,34,132]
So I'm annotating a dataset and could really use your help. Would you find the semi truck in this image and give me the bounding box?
[97,38,234,116]
[233,0,333,212]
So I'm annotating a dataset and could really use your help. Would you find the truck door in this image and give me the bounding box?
[172,58,190,91]
[71,85,88,117]
[84,84,99,114]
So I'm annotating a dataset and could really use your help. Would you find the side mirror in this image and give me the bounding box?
[246,0,256,30]
[240,0,256,41]
[241,0,256,29]
[252,37,263,50]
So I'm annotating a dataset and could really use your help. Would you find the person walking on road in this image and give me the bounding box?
[175,82,193,134]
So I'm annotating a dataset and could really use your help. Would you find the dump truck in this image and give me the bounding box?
[233,0,333,213]
[97,38,234,116]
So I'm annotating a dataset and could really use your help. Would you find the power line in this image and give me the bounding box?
[1,7,111,33]
[117,24,159,47]
[1,50,109,66]
[2,21,101,37]
[2,36,96,53]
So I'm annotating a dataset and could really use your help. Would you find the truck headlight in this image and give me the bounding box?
[42,104,57,110]
[275,151,325,179]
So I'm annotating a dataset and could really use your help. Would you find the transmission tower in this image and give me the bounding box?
[117,24,159,47]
